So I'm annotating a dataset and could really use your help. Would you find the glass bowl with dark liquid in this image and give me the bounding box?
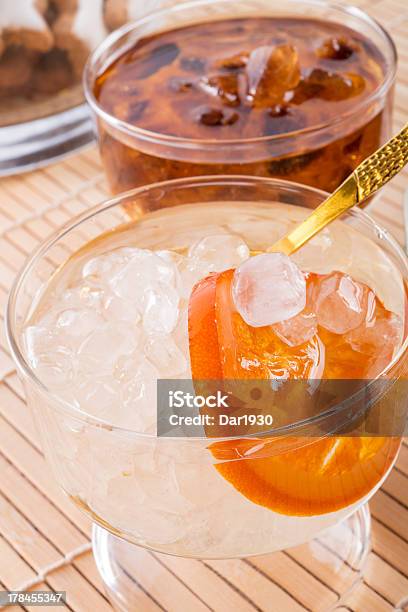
[84,0,397,197]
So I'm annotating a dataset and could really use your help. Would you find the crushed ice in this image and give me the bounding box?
[23,236,250,430]
[24,236,402,429]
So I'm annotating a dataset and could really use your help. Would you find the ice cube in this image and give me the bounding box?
[110,249,177,306]
[156,250,184,266]
[144,335,187,377]
[172,305,190,362]
[178,261,209,300]
[143,283,179,335]
[122,367,154,406]
[311,272,374,334]
[273,310,318,347]
[291,229,344,274]
[346,313,402,360]
[33,347,75,388]
[56,308,103,338]
[232,253,306,327]
[113,355,141,384]
[61,279,104,311]
[82,255,116,279]
[155,252,196,300]
[76,376,119,419]
[82,247,136,280]
[121,359,159,432]
[23,325,56,366]
[188,234,249,274]
[77,321,140,374]
[103,294,141,324]
[246,44,300,108]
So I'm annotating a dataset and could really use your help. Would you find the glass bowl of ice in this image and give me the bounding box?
[6,176,408,611]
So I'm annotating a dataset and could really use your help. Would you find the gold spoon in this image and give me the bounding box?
[269,123,408,256]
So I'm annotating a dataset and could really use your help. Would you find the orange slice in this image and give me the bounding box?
[211,435,399,515]
[188,273,222,380]
[188,268,400,516]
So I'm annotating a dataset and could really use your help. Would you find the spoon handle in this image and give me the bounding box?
[356,123,408,200]
[270,123,408,256]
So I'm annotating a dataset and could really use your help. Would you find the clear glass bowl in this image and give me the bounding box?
[84,0,397,195]
[6,176,408,610]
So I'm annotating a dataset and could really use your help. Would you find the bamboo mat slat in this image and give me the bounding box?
[0,1,407,611]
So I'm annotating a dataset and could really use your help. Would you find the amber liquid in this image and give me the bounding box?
[94,17,392,195]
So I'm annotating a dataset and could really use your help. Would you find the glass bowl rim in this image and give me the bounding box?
[6,175,408,441]
[83,0,398,150]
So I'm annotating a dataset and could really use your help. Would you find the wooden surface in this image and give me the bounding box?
[0,1,407,610]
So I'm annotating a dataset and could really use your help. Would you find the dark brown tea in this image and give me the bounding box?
[94,17,392,195]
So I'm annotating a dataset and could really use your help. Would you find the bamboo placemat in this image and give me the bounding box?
[0,1,407,610]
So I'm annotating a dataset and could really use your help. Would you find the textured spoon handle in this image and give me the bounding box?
[270,123,408,256]
[355,123,408,201]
